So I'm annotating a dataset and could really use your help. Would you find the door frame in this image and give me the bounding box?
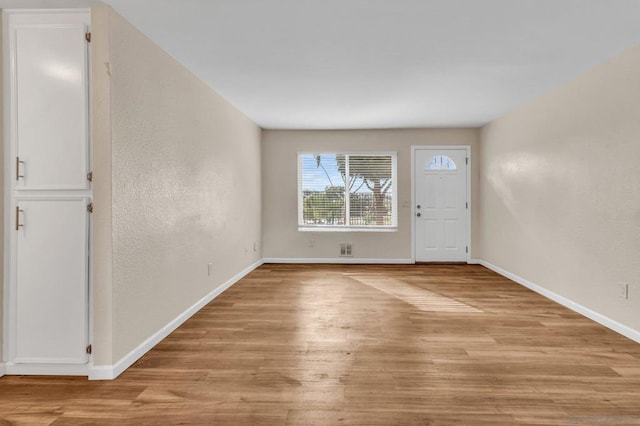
[410,145,471,263]
[2,8,93,376]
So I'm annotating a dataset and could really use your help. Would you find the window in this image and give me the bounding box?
[298,153,397,231]
[426,155,456,170]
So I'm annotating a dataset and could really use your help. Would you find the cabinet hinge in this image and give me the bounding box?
[87,203,94,213]
[85,32,91,43]
[86,344,92,355]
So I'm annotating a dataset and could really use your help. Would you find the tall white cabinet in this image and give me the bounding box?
[4,10,91,375]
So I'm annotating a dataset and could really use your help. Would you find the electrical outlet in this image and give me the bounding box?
[618,283,629,299]
[207,263,213,276]
[253,242,258,252]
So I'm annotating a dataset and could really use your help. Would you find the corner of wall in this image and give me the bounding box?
[0,7,5,365]
[90,3,114,368]
[475,124,488,260]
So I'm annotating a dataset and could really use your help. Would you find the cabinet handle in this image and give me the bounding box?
[16,157,24,181]
[15,206,24,231]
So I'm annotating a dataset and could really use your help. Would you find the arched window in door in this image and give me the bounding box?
[426,155,457,170]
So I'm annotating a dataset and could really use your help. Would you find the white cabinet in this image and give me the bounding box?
[5,10,91,375]
[11,12,90,190]
[15,198,89,364]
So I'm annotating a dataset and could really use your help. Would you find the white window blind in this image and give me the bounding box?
[298,153,397,230]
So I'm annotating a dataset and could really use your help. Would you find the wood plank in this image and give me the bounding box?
[1,264,640,424]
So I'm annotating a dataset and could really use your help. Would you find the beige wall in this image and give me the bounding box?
[479,44,640,332]
[0,11,4,363]
[262,129,479,260]
[90,4,113,366]
[93,8,262,363]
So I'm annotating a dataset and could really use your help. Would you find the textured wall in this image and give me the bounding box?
[479,44,640,332]
[262,129,479,260]
[107,10,262,362]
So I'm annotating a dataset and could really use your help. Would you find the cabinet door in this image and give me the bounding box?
[13,21,89,190]
[15,198,89,363]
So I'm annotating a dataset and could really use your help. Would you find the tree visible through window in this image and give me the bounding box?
[299,153,397,229]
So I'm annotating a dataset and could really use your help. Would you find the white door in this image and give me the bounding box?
[415,148,468,262]
[5,10,91,375]
[15,198,89,364]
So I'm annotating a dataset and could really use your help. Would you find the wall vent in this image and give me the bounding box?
[340,243,353,257]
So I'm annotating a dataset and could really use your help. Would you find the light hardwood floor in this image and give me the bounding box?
[1,264,640,425]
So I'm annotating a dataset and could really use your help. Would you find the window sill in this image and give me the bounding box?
[298,226,398,233]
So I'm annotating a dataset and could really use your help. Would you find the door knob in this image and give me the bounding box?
[416,212,421,217]
[416,204,421,209]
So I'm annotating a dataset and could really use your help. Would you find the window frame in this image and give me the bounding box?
[297,151,398,232]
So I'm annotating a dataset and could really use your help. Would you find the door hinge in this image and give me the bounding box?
[466,202,468,209]
[85,32,91,43]
[466,157,469,165]
[87,171,93,182]
[86,344,92,355]
[466,246,469,253]
[87,203,94,213]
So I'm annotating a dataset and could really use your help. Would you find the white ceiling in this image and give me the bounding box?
[4,1,640,129]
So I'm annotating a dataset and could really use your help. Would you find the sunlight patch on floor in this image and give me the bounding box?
[350,275,482,313]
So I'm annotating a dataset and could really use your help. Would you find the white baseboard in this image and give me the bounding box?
[89,259,264,380]
[263,257,414,264]
[479,259,640,344]
[4,361,88,376]
[0,362,5,377]
[87,363,115,381]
